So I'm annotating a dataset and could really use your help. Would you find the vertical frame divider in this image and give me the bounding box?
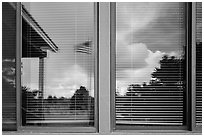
[98,2,111,134]
[191,2,197,131]
[16,2,22,130]
[94,2,99,132]
[110,2,116,132]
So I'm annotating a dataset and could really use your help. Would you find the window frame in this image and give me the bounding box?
[3,2,201,134]
[192,2,202,132]
[16,2,99,133]
[110,2,200,133]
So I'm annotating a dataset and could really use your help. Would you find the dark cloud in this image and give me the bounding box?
[128,3,186,53]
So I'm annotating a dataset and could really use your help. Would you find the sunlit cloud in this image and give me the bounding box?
[45,64,94,98]
[116,43,164,95]
[116,43,180,96]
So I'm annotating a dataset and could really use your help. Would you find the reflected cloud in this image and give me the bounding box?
[117,2,163,41]
[45,64,94,98]
[117,2,185,52]
[116,43,181,96]
[2,58,16,86]
[2,59,15,62]
[117,43,149,71]
[116,3,185,95]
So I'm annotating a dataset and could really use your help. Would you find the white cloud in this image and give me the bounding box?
[116,43,165,96]
[145,50,165,67]
[44,64,94,98]
[116,42,182,96]
[2,58,15,62]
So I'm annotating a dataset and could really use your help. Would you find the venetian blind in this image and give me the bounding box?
[2,2,17,131]
[21,3,95,127]
[115,3,186,126]
[196,2,202,126]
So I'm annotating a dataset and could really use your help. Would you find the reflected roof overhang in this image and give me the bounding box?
[22,5,58,58]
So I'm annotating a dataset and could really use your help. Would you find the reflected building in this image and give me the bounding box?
[20,5,59,125]
[22,5,58,98]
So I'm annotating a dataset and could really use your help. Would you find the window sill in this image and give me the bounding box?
[3,126,97,134]
[3,129,201,135]
[111,129,202,135]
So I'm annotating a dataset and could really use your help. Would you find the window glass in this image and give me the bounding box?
[115,2,186,126]
[21,2,95,127]
[2,2,17,130]
[196,2,202,126]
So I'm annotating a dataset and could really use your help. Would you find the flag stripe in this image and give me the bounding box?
[75,41,92,54]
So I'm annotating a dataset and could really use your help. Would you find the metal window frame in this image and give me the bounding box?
[186,2,201,132]
[16,2,99,133]
[191,2,202,132]
[109,2,201,133]
[98,2,111,134]
[14,2,201,134]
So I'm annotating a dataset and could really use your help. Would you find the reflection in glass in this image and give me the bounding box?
[195,2,202,126]
[116,3,186,126]
[21,3,95,127]
[2,2,17,129]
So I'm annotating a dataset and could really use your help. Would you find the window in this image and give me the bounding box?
[2,2,17,131]
[195,2,202,128]
[2,2,202,134]
[114,2,187,129]
[21,2,96,129]
[3,2,97,132]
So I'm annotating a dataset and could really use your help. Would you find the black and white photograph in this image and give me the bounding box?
[2,1,202,135]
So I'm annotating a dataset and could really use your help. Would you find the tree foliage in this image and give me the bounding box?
[125,55,185,96]
[70,86,94,110]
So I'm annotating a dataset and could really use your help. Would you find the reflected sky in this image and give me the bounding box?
[22,2,187,98]
[116,3,186,95]
[22,3,95,98]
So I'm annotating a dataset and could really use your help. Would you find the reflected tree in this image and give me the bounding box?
[70,86,94,126]
[123,55,186,125]
[151,55,184,86]
[22,86,44,125]
[70,86,90,110]
[125,55,185,96]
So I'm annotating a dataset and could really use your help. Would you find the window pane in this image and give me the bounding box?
[2,2,17,130]
[196,2,202,126]
[115,3,186,126]
[21,2,95,127]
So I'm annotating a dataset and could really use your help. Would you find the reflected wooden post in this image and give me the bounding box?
[39,57,44,124]
[39,57,44,98]
[16,2,22,129]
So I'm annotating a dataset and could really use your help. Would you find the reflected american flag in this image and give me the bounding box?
[75,40,92,54]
